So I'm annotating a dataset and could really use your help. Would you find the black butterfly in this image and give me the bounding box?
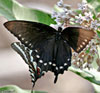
[4,20,95,85]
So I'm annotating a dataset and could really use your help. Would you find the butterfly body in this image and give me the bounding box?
[4,20,95,85]
[55,31,62,41]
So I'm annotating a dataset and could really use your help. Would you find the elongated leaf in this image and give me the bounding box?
[0,85,47,93]
[0,0,55,25]
[69,66,100,85]
[92,83,100,93]
[86,0,100,13]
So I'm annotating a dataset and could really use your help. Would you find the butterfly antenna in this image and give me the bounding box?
[54,75,58,83]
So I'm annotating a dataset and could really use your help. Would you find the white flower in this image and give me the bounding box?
[57,0,63,7]
[55,17,61,23]
[64,8,73,15]
[75,14,85,24]
[72,52,78,57]
[60,12,67,19]
[63,8,74,19]
[90,20,100,30]
[51,11,58,18]
[84,12,93,21]
[83,63,92,69]
[78,2,88,11]
[61,11,70,19]
[63,8,68,13]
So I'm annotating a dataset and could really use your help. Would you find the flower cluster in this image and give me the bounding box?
[72,1,100,71]
[75,1,100,31]
[78,1,88,11]
[51,0,100,71]
[51,0,74,28]
[72,38,98,70]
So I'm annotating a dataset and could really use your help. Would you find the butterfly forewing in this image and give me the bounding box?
[62,27,95,53]
[4,20,56,50]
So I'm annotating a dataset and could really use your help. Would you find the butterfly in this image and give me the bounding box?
[4,20,95,85]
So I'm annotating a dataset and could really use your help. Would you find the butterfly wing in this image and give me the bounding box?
[4,20,56,49]
[53,39,72,83]
[62,27,95,53]
[11,42,40,86]
[4,20,57,83]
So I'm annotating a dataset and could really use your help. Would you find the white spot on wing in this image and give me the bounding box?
[84,39,88,42]
[44,63,47,66]
[29,43,32,46]
[25,41,28,44]
[30,56,33,62]
[32,78,35,81]
[55,67,58,70]
[18,34,21,37]
[59,66,63,69]
[49,62,52,65]
[67,58,70,61]
[39,60,43,63]
[35,49,38,53]
[82,42,85,45]
[80,45,83,48]
[33,61,37,71]
[36,55,40,58]
[52,63,56,66]
[21,38,24,40]
[64,63,67,66]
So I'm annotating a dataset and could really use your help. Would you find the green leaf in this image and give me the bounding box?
[0,85,47,93]
[86,0,100,13]
[87,0,94,3]
[92,83,100,93]
[85,47,90,53]
[0,0,16,20]
[97,30,100,38]
[69,66,100,85]
[69,66,100,93]
[0,0,55,25]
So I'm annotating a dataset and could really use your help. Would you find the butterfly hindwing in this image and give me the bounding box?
[31,36,55,73]
[53,39,72,83]
[11,42,38,86]
[11,42,54,86]
[62,26,95,53]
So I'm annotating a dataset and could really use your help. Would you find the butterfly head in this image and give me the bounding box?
[58,27,63,32]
